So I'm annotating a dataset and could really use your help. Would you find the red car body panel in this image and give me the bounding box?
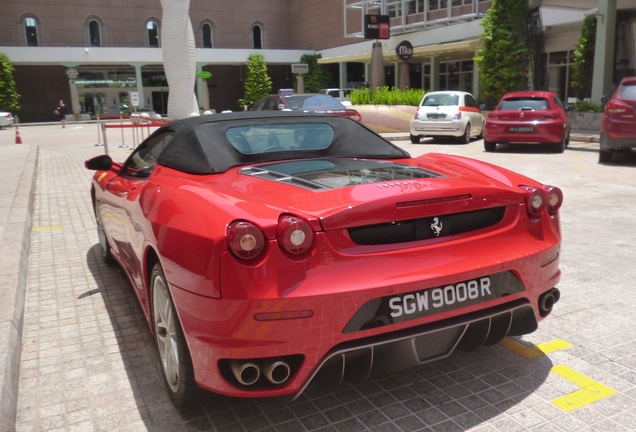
[86,112,562,401]
[484,90,570,145]
[600,77,636,157]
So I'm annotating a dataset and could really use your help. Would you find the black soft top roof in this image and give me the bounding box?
[154,111,410,175]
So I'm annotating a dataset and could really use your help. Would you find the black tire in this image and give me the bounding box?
[554,134,566,153]
[410,134,421,144]
[95,206,115,265]
[151,263,201,407]
[484,140,496,152]
[599,149,613,163]
[458,124,470,144]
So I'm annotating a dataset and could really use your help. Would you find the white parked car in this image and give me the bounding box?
[0,111,14,128]
[410,91,484,144]
[318,88,353,106]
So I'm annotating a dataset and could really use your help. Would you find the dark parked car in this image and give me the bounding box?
[252,93,361,121]
[484,91,571,153]
[599,76,636,163]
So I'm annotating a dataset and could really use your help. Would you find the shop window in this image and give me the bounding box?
[24,16,39,47]
[146,20,160,47]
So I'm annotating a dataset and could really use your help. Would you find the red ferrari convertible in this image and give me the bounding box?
[86,112,563,406]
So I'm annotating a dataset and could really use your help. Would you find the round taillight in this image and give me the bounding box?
[545,185,563,214]
[226,221,265,260]
[521,186,547,217]
[277,215,314,255]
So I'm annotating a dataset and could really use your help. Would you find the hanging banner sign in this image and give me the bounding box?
[364,15,390,40]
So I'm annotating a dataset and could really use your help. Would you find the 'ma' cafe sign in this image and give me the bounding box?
[364,14,390,40]
[396,40,413,61]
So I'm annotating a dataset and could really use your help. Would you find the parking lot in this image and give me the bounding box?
[3,123,636,431]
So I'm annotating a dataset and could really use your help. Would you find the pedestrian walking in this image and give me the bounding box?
[55,99,67,128]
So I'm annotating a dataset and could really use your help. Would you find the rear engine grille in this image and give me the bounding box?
[348,207,505,245]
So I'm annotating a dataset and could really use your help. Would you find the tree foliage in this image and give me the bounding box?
[239,53,272,109]
[299,54,333,93]
[0,52,21,113]
[474,0,529,106]
[571,15,596,99]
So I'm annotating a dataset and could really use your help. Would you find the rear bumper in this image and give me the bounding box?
[410,119,465,137]
[296,299,541,398]
[484,121,566,144]
[600,131,636,151]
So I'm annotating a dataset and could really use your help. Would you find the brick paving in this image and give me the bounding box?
[2,123,636,431]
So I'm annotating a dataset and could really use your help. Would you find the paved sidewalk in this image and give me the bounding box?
[8,121,636,432]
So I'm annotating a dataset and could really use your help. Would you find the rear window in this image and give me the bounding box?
[498,98,550,110]
[422,94,459,107]
[285,95,344,110]
[226,123,334,155]
[619,83,636,100]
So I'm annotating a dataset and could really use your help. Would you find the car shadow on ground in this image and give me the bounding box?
[85,244,552,431]
[599,151,636,167]
[484,143,564,154]
[419,137,475,146]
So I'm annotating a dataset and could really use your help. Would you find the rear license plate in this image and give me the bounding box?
[509,126,534,133]
[427,114,445,119]
[342,271,526,333]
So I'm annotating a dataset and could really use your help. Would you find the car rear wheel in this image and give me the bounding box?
[554,133,566,153]
[458,124,470,144]
[410,134,421,144]
[95,206,114,265]
[151,263,201,407]
[599,149,614,163]
[484,140,496,152]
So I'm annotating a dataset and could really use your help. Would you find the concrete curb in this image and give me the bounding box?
[0,145,38,432]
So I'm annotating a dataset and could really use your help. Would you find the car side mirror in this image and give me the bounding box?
[601,95,609,104]
[85,154,113,171]
[479,104,486,111]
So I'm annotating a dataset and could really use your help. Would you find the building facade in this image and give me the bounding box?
[0,0,634,122]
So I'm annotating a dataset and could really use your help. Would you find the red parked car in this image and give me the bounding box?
[484,90,571,153]
[599,76,636,163]
[85,112,563,407]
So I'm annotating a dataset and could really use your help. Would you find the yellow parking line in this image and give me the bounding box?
[500,337,572,359]
[500,338,616,411]
[32,225,62,231]
[551,365,616,412]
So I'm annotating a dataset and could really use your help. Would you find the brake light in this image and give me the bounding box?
[453,111,462,120]
[277,215,314,255]
[413,111,421,120]
[226,221,266,260]
[545,185,563,215]
[605,101,633,118]
[521,186,547,218]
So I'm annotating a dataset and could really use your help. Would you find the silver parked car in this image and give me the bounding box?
[410,91,484,144]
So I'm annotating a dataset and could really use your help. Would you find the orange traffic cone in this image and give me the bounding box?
[15,126,22,144]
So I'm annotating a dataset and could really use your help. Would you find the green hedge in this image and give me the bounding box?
[349,87,424,106]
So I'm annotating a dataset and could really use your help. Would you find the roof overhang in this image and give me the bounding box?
[318,38,483,65]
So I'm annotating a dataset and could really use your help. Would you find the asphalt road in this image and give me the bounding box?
[4,123,636,432]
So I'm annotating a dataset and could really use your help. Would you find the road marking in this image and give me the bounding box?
[551,365,616,412]
[500,338,616,411]
[500,337,572,359]
[32,225,62,231]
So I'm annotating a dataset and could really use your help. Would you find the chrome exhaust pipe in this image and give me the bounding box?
[539,288,560,316]
[265,361,291,385]
[230,362,261,386]
[540,292,555,313]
